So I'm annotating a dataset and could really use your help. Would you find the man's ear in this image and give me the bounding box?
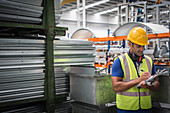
[128,41,132,48]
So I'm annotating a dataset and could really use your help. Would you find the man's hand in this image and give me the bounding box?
[138,81,149,88]
[139,72,151,82]
[138,80,160,90]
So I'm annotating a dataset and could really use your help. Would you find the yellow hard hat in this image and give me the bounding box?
[127,27,149,45]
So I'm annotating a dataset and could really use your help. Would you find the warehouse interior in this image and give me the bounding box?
[0,0,169,113]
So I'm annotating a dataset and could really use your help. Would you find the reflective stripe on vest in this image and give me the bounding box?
[117,91,150,96]
[144,55,152,73]
[121,54,130,82]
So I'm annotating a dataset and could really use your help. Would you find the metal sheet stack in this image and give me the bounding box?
[0,37,45,103]
[70,73,116,106]
[0,104,45,113]
[53,39,95,95]
[95,45,108,66]
[55,101,72,113]
[0,0,43,24]
[69,66,116,112]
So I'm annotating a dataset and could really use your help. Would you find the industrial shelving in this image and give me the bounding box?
[147,3,170,28]
[88,24,170,73]
[117,1,170,29]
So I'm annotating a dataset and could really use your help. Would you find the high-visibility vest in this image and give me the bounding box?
[116,53,153,110]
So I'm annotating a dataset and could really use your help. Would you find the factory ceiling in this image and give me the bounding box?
[60,0,170,16]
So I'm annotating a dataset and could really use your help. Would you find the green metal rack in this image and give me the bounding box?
[0,0,68,113]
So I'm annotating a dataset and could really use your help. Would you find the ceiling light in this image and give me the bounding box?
[95,7,118,15]
[95,6,126,15]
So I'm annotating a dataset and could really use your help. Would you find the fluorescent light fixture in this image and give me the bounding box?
[72,0,109,12]
[95,7,118,15]
[95,6,126,15]
[85,0,109,9]
[148,14,152,18]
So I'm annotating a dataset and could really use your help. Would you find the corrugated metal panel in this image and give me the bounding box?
[54,39,95,95]
[0,37,45,103]
[8,0,43,6]
[0,0,43,24]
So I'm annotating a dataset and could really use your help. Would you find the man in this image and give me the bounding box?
[111,27,159,113]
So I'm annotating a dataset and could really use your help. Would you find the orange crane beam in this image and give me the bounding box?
[60,0,76,5]
[88,33,170,42]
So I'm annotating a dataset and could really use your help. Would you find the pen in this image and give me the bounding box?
[141,69,145,72]
[137,69,145,89]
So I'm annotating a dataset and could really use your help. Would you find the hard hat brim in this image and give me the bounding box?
[128,38,150,45]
